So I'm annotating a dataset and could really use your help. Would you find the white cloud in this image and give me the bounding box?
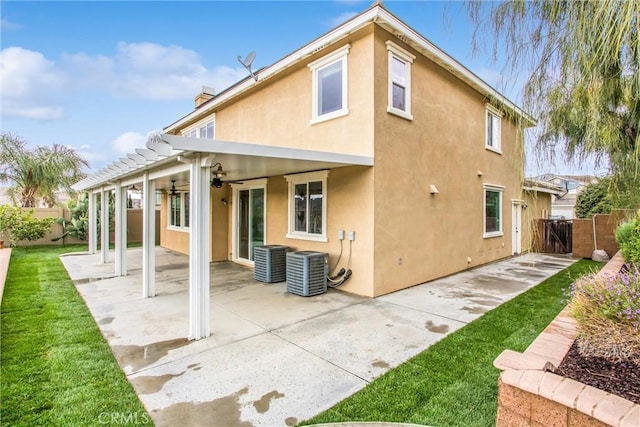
[110,131,148,155]
[64,144,105,169]
[0,18,22,31]
[2,105,64,120]
[0,47,66,120]
[63,42,249,100]
[327,11,358,27]
[1,41,251,121]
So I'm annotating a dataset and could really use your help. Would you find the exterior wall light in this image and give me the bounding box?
[429,184,439,195]
[212,162,227,178]
[211,162,227,188]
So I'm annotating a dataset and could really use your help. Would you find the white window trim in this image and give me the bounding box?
[386,40,415,121]
[308,44,350,125]
[483,183,504,238]
[182,115,216,139]
[485,104,502,154]
[230,178,268,266]
[167,190,190,232]
[284,170,329,242]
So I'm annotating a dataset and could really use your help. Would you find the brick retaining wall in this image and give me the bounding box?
[493,252,639,426]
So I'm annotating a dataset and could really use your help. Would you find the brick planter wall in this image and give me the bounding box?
[494,252,639,426]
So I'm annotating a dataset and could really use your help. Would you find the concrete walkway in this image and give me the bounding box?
[60,249,575,427]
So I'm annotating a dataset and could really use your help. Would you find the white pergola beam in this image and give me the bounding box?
[142,172,156,298]
[135,148,158,161]
[127,153,147,165]
[87,192,97,254]
[100,189,109,264]
[120,157,138,168]
[188,154,212,340]
[114,183,127,276]
[148,162,190,181]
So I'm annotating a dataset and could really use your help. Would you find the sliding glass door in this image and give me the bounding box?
[235,185,265,262]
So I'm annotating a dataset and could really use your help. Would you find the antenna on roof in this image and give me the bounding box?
[237,51,258,82]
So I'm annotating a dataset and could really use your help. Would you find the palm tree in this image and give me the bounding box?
[0,133,89,207]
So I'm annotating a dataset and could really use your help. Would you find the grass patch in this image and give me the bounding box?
[303,259,602,427]
[1,245,152,426]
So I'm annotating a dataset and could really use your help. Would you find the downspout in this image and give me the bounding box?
[592,214,599,251]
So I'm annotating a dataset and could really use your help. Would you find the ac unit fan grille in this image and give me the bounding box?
[254,245,289,283]
[286,251,328,296]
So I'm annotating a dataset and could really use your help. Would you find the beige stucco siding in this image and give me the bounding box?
[224,166,375,296]
[160,185,229,262]
[522,191,552,252]
[160,22,530,298]
[165,26,379,296]
[371,27,524,296]
[180,27,375,158]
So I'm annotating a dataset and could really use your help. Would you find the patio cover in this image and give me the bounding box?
[72,135,373,339]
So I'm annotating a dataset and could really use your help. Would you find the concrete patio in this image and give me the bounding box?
[60,248,575,426]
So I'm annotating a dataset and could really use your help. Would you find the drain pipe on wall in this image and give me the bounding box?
[591,214,610,262]
[593,214,598,251]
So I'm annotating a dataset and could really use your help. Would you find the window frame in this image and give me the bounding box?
[167,190,190,232]
[485,104,502,153]
[308,44,350,125]
[182,117,215,140]
[386,41,415,120]
[284,170,329,242]
[483,184,504,238]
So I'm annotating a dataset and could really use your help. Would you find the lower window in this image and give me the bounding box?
[285,171,328,242]
[483,185,504,237]
[169,191,189,230]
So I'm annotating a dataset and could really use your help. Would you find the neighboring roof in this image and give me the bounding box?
[552,193,577,207]
[523,179,564,195]
[534,173,597,185]
[164,3,535,133]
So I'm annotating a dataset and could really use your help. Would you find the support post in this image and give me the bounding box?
[142,173,156,298]
[100,189,109,264]
[87,191,97,254]
[189,154,212,340]
[114,183,127,276]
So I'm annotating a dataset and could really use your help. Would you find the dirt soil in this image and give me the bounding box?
[556,341,640,404]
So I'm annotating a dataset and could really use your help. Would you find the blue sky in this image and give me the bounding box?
[1,0,598,176]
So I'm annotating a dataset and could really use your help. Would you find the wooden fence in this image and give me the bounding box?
[534,219,573,254]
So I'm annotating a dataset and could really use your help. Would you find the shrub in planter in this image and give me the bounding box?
[568,267,640,364]
[616,211,640,264]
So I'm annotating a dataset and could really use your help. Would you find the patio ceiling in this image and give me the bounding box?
[73,134,373,192]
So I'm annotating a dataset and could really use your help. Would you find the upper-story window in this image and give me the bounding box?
[485,105,502,153]
[183,119,215,139]
[199,121,214,139]
[386,41,415,120]
[308,45,350,124]
[284,170,329,242]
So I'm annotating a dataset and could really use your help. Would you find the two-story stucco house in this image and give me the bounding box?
[73,3,542,339]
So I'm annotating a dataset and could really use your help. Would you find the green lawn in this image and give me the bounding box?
[1,245,152,426]
[303,259,601,427]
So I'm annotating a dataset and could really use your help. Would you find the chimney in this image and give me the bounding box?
[195,86,216,108]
